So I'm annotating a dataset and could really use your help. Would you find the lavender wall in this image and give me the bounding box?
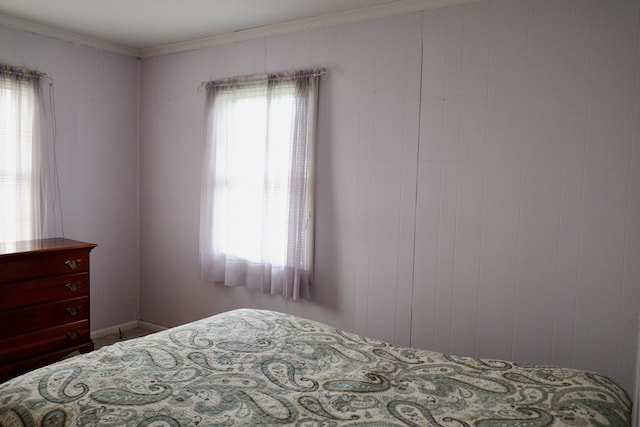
[2,0,636,399]
[0,26,140,330]
[145,0,638,396]
[412,0,640,393]
[138,12,423,331]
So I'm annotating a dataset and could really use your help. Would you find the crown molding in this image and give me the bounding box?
[140,0,480,58]
[1,0,479,59]
[0,13,140,58]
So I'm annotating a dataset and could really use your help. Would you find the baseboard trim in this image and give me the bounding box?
[137,320,167,334]
[91,320,167,340]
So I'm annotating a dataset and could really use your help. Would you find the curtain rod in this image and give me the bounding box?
[0,64,52,84]
[200,68,327,91]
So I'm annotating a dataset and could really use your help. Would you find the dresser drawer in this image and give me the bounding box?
[0,296,89,339]
[0,273,88,311]
[0,249,90,283]
[0,320,90,364]
[0,238,95,382]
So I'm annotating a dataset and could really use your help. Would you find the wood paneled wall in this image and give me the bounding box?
[139,0,640,394]
[412,0,640,393]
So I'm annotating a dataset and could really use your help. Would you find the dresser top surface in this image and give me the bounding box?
[0,238,97,257]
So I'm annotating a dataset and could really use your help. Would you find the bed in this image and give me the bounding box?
[0,308,631,426]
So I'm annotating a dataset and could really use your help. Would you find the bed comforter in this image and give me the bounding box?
[0,309,631,426]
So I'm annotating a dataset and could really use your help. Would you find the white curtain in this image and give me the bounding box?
[200,70,322,300]
[0,67,50,243]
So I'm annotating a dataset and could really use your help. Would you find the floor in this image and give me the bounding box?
[93,327,155,349]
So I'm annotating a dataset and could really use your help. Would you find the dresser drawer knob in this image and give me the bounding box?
[65,282,82,292]
[65,259,82,270]
[66,306,82,316]
[66,331,80,341]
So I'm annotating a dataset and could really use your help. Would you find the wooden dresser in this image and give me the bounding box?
[0,238,97,382]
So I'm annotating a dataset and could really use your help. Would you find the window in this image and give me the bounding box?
[199,69,324,300]
[0,66,45,243]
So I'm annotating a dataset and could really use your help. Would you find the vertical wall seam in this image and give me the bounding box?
[434,7,449,353]
[618,0,640,398]
[632,6,640,423]
[355,24,369,336]
[352,26,362,336]
[449,6,465,355]
[571,0,594,367]
[550,0,574,365]
[136,57,142,321]
[409,11,426,350]
[394,16,407,345]
[365,23,380,337]
[475,0,493,358]
[510,0,531,362]
[394,13,419,346]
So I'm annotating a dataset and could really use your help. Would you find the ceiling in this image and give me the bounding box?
[0,0,424,55]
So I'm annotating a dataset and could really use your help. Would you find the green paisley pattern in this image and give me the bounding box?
[0,309,631,426]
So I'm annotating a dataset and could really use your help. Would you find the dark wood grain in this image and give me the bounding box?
[0,238,96,382]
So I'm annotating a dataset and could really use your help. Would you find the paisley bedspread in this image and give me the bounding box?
[0,309,631,426]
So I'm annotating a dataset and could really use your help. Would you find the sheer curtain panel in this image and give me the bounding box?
[0,65,50,243]
[200,69,324,300]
